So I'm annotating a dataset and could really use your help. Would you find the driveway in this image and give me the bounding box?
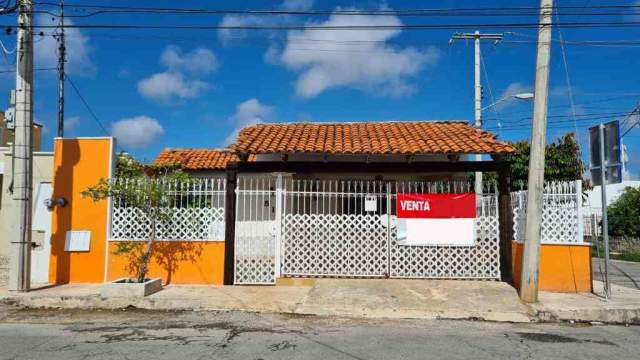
[593,258,640,290]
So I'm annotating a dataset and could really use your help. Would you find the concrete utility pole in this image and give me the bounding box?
[57,0,65,137]
[450,31,503,195]
[8,0,34,292]
[519,0,554,303]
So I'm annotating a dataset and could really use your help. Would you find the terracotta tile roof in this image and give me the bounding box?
[232,121,515,155]
[155,149,251,170]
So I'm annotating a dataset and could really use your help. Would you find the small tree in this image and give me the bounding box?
[82,160,191,283]
[505,132,587,188]
[607,186,640,238]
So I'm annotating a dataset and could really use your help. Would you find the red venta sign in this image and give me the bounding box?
[396,193,476,219]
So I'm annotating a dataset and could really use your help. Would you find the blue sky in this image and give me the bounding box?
[0,0,639,178]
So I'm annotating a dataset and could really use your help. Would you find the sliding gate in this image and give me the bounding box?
[234,177,501,284]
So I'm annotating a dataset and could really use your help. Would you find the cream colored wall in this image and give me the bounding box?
[0,147,54,257]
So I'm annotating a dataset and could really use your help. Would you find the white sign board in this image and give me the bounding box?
[396,218,476,247]
[364,195,377,212]
[64,230,92,252]
[396,193,476,247]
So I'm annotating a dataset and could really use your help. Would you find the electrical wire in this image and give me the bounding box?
[6,20,640,31]
[28,2,640,18]
[0,67,57,73]
[64,73,124,151]
[479,48,502,134]
[555,12,582,146]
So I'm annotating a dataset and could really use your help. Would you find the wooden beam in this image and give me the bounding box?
[498,164,513,283]
[230,160,507,174]
[223,163,238,285]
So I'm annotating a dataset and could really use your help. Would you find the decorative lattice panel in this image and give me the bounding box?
[512,191,581,243]
[282,214,389,277]
[110,207,225,241]
[389,216,501,279]
[234,221,277,284]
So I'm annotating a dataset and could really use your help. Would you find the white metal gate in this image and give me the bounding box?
[282,180,390,277]
[388,181,500,279]
[233,176,278,284]
[278,179,501,280]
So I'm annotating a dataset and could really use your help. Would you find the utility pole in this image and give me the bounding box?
[8,0,34,292]
[57,0,65,137]
[450,31,503,195]
[519,0,554,303]
[598,124,611,298]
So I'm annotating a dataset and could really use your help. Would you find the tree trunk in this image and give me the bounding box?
[137,213,156,283]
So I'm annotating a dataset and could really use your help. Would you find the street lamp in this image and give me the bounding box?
[474,92,534,197]
[482,92,534,111]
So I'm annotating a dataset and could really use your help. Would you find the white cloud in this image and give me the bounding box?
[160,46,218,75]
[111,116,165,149]
[218,0,314,42]
[64,116,81,131]
[494,82,533,111]
[35,15,95,76]
[225,98,273,144]
[138,45,217,103]
[276,10,440,98]
[137,72,209,103]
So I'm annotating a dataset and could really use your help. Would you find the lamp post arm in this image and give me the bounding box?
[482,96,509,111]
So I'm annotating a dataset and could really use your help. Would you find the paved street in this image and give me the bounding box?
[0,305,638,360]
[593,258,640,290]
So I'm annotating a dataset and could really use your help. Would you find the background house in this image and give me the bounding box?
[0,120,52,285]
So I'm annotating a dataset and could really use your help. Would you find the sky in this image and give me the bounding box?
[0,0,638,178]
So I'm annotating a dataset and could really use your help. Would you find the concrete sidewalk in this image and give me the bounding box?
[1,279,639,324]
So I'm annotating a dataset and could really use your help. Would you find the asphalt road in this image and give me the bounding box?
[0,305,638,360]
[593,258,640,290]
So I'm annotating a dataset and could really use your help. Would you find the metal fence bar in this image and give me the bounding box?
[109,177,226,241]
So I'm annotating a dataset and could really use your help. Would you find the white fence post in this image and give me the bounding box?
[575,180,584,243]
[274,173,283,278]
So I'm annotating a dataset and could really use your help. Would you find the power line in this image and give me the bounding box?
[620,106,640,138]
[6,20,640,31]
[32,30,640,49]
[28,3,640,18]
[64,73,120,150]
[0,67,57,73]
[555,12,581,145]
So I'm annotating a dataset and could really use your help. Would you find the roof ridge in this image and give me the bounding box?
[161,147,234,152]
[249,120,470,126]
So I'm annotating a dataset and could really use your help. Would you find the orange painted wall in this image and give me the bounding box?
[512,241,592,293]
[107,241,225,285]
[49,138,113,284]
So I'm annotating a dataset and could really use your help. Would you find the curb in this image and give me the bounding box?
[0,294,538,323]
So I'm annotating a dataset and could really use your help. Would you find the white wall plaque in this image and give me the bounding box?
[396,218,476,247]
[64,230,92,252]
[364,195,377,212]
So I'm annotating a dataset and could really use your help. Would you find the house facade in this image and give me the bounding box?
[44,121,592,292]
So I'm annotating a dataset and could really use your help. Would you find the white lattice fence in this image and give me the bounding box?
[511,180,584,244]
[281,180,389,278]
[282,214,388,277]
[280,179,500,280]
[109,178,225,241]
[389,216,500,279]
[389,188,501,279]
[111,207,225,240]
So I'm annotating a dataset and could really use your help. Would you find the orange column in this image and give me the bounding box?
[49,138,114,284]
[512,240,593,293]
